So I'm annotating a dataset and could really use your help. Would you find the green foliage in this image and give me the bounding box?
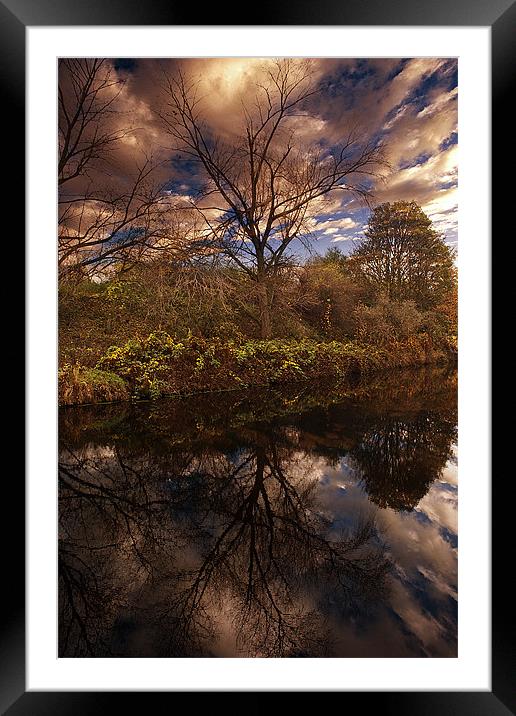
[297,257,367,339]
[96,331,187,399]
[91,332,397,401]
[315,246,349,271]
[352,296,458,361]
[351,201,456,310]
[60,324,456,405]
[104,278,146,310]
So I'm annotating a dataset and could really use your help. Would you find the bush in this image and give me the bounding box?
[296,260,367,339]
[96,330,188,398]
[353,296,424,345]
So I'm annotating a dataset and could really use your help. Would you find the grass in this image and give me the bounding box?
[58,364,130,406]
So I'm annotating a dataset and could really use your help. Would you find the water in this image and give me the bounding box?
[58,366,457,658]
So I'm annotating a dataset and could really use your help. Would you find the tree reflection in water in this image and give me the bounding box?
[350,411,457,510]
[59,367,457,657]
[59,432,390,657]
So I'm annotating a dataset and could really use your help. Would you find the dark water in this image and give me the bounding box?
[59,366,458,658]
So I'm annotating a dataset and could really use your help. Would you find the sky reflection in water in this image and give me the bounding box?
[58,367,457,658]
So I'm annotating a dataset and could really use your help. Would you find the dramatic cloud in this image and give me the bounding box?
[60,57,458,259]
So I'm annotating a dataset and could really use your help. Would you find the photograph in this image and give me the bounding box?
[0,0,501,704]
[57,56,459,659]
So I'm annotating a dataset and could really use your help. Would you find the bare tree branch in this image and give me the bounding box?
[158,59,388,337]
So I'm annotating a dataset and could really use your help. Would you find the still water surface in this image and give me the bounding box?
[59,367,457,657]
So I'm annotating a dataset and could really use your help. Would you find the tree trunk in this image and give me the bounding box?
[257,281,272,339]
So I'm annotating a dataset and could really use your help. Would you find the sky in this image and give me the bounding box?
[65,57,458,261]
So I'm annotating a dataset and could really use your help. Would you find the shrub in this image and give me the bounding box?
[296,261,366,339]
[96,330,187,398]
[353,296,424,345]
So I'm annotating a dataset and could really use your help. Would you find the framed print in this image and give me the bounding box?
[3,0,508,711]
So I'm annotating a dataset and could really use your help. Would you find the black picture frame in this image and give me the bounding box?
[4,0,506,712]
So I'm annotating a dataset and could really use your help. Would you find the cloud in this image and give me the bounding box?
[382,144,457,196]
[332,235,358,243]
[377,58,448,119]
[374,144,458,240]
[316,217,357,233]
[59,57,458,253]
[332,234,356,244]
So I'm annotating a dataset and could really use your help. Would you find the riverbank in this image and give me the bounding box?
[58,331,457,406]
[60,364,457,446]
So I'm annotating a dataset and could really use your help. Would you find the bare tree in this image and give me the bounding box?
[58,158,186,277]
[159,59,386,337]
[58,60,190,279]
[58,59,128,186]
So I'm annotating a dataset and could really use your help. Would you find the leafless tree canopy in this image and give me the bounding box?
[58,59,127,186]
[58,158,192,276]
[159,59,387,336]
[58,59,389,297]
[58,60,185,279]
